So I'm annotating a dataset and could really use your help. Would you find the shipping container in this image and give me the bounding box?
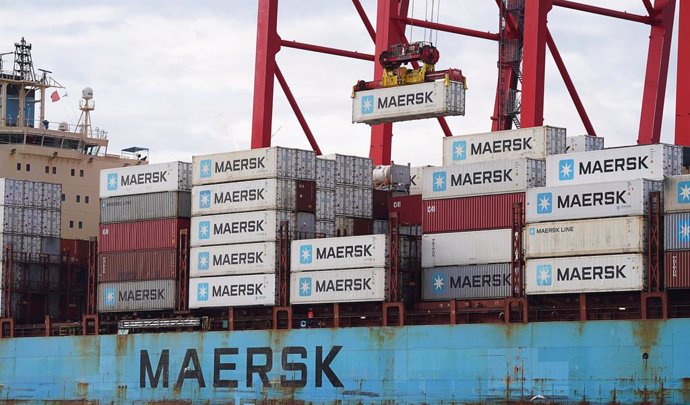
[190,242,278,277]
[0,178,23,206]
[421,229,512,267]
[0,234,42,255]
[663,174,690,213]
[191,179,295,216]
[190,211,292,247]
[291,234,388,272]
[41,209,61,237]
[389,194,423,225]
[290,268,387,304]
[295,212,316,236]
[323,154,373,187]
[0,179,61,209]
[352,80,465,125]
[192,147,316,185]
[296,180,316,213]
[100,191,191,223]
[98,218,190,253]
[189,273,276,308]
[97,279,176,312]
[373,220,388,235]
[409,166,431,195]
[664,250,690,289]
[41,237,60,256]
[372,190,389,220]
[442,126,566,165]
[315,157,336,189]
[316,220,336,237]
[525,254,646,294]
[315,189,335,221]
[526,179,662,223]
[60,239,90,257]
[336,186,373,217]
[664,212,690,250]
[565,135,604,153]
[99,161,191,198]
[545,144,681,187]
[525,216,647,258]
[98,250,178,282]
[373,164,411,189]
[422,159,545,200]
[335,217,373,236]
[422,192,524,233]
[421,264,511,300]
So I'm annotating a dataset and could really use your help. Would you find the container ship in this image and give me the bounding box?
[1,0,690,402]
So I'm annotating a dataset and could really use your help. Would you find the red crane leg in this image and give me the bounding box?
[638,0,675,144]
[274,65,322,155]
[676,0,690,145]
[251,0,280,149]
[521,0,552,128]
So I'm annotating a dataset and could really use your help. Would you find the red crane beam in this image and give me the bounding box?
[251,0,280,149]
[352,0,377,42]
[676,0,690,145]
[521,0,552,128]
[274,64,322,155]
[552,0,652,24]
[280,40,374,61]
[401,17,500,41]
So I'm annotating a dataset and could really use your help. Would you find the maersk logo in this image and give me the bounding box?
[197,252,210,270]
[300,245,313,264]
[199,159,212,178]
[432,171,447,192]
[558,159,575,181]
[361,95,374,115]
[452,141,466,160]
[536,192,553,214]
[199,190,211,209]
[299,277,312,296]
[197,283,209,301]
[536,264,553,286]
[107,173,118,191]
[198,221,211,240]
[431,272,446,293]
[104,287,116,306]
[679,181,690,204]
[529,227,535,235]
[679,220,690,241]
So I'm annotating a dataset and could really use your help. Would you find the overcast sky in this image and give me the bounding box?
[0,0,680,165]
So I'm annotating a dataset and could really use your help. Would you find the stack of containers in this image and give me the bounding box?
[0,178,62,317]
[315,157,336,237]
[188,147,316,309]
[97,162,191,313]
[289,235,389,305]
[524,144,680,296]
[324,154,374,236]
[420,126,566,301]
[663,174,690,289]
[372,164,412,234]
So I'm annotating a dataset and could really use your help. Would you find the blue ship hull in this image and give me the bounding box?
[0,319,687,404]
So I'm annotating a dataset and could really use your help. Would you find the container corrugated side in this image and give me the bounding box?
[99,161,191,198]
[98,218,190,253]
[191,179,295,216]
[421,229,512,267]
[664,212,690,250]
[291,235,388,272]
[565,135,604,153]
[189,274,276,308]
[422,159,545,200]
[316,189,335,221]
[409,166,430,195]
[422,193,524,233]
[98,250,177,282]
[525,216,647,259]
[389,194,423,225]
[99,191,191,223]
[316,157,336,189]
[190,211,292,247]
[664,250,690,289]
[316,220,336,237]
[664,174,690,213]
[526,179,662,223]
[192,147,316,185]
[421,264,511,300]
[525,254,646,294]
[290,268,387,304]
[545,144,681,187]
[190,242,278,277]
[442,126,566,165]
[352,80,465,125]
[98,280,176,312]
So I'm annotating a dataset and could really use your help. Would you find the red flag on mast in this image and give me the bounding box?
[50,90,60,102]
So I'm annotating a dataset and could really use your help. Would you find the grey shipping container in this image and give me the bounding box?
[422,264,511,300]
[316,157,336,189]
[0,179,61,209]
[664,212,690,250]
[565,135,604,153]
[316,189,335,221]
[98,279,176,312]
[100,191,191,223]
[316,220,336,237]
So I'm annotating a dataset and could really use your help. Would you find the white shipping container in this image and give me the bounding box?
[545,144,681,187]
[191,179,295,216]
[99,161,191,198]
[421,229,512,267]
[422,159,545,200]
[290,268,387,304]
[190,242,278,277]
[190,210,293,247]
[442,126,566,165]
[526,254,645,294]
[565,135,604,153]
[525,179,663,223]
[189,274,276,308]
[525,216,647,259]
[409,166,431,195]
[192,147,315,185]
[663,174,690,213]
[291,234,388,272]
[352,80,465,125]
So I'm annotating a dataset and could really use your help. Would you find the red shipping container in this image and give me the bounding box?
[373,190,389,220]
[98,218,190,253]
[60,238,91,258]
[296,180,316,213]
[389,195,423,225]
[98,249,178,282]
[422,193,525,233]
[352,218,373,236]
[664,251,690,289]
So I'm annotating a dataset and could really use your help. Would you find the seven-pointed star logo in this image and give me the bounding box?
[300,245,313,264]
[199,159,212,178]
[198,221,211,239]
[536,192,553,214]
[197,283,209,301]
[199,190,211,208]
[107,173,118,191]
[679,221,690,241]
[558,159,575,181]
[453,141,466,160]
[361,95,374,114]
[536,265,552,286]
[432,272,446,293]
[432,171,447,192]
[104,287,116,305]
[299,277,312,296]
[679,181,690,204]
[198,252,209,270]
